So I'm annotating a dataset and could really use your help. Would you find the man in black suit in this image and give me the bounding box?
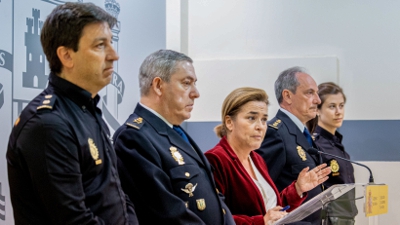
[256,66,328,225]
[113,49,235,225]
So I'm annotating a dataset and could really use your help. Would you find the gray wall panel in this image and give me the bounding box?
[185,120,400,161]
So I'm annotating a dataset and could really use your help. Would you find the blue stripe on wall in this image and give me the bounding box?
[184,120,400,161]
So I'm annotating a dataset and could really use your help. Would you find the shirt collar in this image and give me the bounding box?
[49,72,99,109]
[315,125,343,142]
[139,102,173,128]
[280,108,305,132]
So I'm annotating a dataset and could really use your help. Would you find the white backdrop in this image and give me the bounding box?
[166,1,400,224]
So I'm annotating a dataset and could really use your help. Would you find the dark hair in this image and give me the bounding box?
[214,87,269,138]
[41,2,117,74]
[306,82,346,133]
[139,49,193,96]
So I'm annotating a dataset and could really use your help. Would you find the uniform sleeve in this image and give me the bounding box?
[256,127,286,182]
[113,127,206,225]
[17,114,105,224]
[279,181,307,211]
[205,151,264,225]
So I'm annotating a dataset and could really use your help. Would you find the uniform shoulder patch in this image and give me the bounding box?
[268,118,282,130]
[37,94,57,111]
[125,114,145,130]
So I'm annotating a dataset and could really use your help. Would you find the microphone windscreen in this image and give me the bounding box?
[307,147,320,155]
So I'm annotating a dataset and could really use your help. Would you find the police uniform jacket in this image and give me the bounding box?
[7,73,138,225]
[113,103,235,225]
[205,137,305,225]
[313,125,358,219]
[255,109,322,225]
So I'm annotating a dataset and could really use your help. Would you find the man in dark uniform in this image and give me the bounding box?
[113,49,235,225]
[256,66,329,225]
[6,3,138,224]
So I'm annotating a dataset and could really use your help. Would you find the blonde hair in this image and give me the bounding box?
[215,87,269,138]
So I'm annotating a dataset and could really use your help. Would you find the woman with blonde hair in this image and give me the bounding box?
[205,87,331,225]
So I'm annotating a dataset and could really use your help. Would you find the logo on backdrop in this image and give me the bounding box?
[0,50,13,110]
[102,0,125,131]
[0,183,5,220]
[0,84,4,110]
[23,9,47,89]
[8,0,125,131]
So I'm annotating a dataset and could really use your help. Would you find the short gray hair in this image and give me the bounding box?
[139,49,193,96]
[274,66,307,104]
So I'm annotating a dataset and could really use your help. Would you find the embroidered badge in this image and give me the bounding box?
[297,146,307,161]
[330,159,340,176]
[196,198,206,211]
[170,146,185,165]
[181,183,197,197]
[88,138,102,165]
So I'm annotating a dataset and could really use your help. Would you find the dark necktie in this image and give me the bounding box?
[173,126,190,144]
[303,128,313,147]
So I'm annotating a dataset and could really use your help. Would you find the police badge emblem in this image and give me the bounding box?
[297,146,307,161]
[170,146,185,165]
[88,138,102,165]
[330,159,340,176]
[181,183,197,197]
[196,199,206,211]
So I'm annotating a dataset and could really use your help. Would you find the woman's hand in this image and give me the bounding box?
[295,163,331,196]
[263,206,288,225]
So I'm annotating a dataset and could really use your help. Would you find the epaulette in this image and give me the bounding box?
[268,118,282,130]
[126,115,145,130]
[37,94,57,111]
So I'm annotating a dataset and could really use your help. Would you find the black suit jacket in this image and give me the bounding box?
[256,110,322,225]
[113,103,235,225]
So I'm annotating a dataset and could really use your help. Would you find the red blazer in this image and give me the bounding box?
[205,137,306,225]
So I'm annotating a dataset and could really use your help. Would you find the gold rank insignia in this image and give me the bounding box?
[88,138,102,165]
[126,116,144,130]
[269,119,281,129]
[133,117,143,124]
[181,183,197,197]
[37,94,56,110]
[330,159,340,176]
[170,146,185,165]
[297,146,307,161]
[196,199,206,211]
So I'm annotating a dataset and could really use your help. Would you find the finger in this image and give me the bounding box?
[320,167,332,175]
[318,176,329,184]
[271,206,283,211]
[316,163,328,170]
[300,166,310,174]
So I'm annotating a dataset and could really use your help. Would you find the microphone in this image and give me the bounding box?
[307,147,374,183]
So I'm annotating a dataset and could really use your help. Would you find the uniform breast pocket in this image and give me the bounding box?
[169,164,201,198]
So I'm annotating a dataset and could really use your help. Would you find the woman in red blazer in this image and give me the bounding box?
[205,87,331,225]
